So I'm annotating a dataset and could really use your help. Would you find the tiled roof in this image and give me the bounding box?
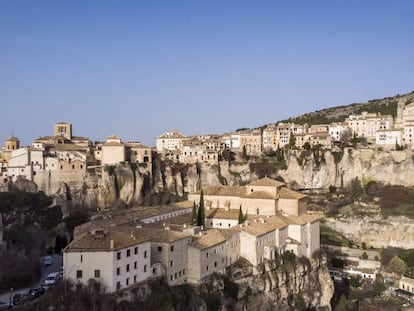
[205,208,240,220]
[65,229,149,252]
[202,186,246,197]
[248,177,285,187]
[279,187,307,200]
[190,229,227,249]
[278,213,319,225]
[116,226,191,243]
[74,202,193,236]
[238,219,281,237]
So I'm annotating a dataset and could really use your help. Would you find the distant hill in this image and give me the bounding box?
[278,91,414,126]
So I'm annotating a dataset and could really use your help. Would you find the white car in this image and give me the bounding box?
[45,272,61,286]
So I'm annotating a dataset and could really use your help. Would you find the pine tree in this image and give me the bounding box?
[289,132,296,148]
[238,205,244,224]
[197,190,205,227]
[191,201,197,225]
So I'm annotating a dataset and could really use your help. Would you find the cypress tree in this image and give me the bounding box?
[191,201,197,225]
[238,205,244,224]
[197,190,205,227]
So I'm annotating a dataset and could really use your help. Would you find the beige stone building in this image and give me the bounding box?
[36,122,90,150]
[263,124,278,151]
[399,276,414,294]
[345,112,393,140]
[189,177,308,217]
[101,135,126,165]
[239,129,262,155]
[187,229,228,284]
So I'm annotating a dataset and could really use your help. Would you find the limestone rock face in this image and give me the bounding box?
[326,216,414,249]
[3,176,38,193]
[281,149,414,189]
[197,256,333,311]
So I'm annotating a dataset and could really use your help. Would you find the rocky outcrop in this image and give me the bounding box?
[193,255,333,311]
[281,148,414,189]
[325,215,414,249]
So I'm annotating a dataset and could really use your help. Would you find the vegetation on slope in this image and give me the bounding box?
[280,92,412,126]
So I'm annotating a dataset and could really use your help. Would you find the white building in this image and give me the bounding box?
[375,129,403,147]
[187,229,229,284]
[63,228,152,293]
[156,129,187,153]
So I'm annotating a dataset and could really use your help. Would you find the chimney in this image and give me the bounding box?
[110,239,114,249]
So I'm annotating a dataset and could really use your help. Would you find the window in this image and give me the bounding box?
[134,247,138,254]
[116,282,121,290]
[170,245,174,252]
[174,273,177,279]
[134,261,137,269]
[144,251,147,258]
[170,260,173,267]
[94,270,100,278]
[126,278,129,286]
[206,265,209,272]
[206,252,209,258]
[80,255,83,263]
[158,246,163,252]
[183,269,185,275]
[144,265,147,272]
[214,261,217,267]
[153,268,157,274]
[170,275,173,281]
[127,249,131,257]
[126,264,130,272]
[76,270,82,279]
[117,267,120,276]
[117,252,121,260]
[134,275,137,283]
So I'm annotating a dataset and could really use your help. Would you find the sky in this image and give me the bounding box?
[1,1,414,147]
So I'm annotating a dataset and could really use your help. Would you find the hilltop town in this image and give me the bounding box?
[2,94,414,309]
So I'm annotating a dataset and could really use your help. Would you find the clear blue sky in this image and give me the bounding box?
[1,1,414,146]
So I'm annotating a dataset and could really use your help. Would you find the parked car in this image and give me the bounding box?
[45,272,61,286]
[43,255,52,266]
[0,300,12,309]
[29,286,45,299]
[13,291,32,305]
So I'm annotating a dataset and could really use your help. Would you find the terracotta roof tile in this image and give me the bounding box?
[279,187,307,200]
[205,208,240,220]
[190,229,227,249]
[248,177,285,187]
[65,229,149,252]
[202,186,246,197]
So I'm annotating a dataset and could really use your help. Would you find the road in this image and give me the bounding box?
[0,254,62,303]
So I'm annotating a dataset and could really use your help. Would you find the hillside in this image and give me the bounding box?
[278,91,414,126]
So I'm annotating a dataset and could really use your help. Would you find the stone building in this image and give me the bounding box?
[63,228,152,292]
[156,129,187,153]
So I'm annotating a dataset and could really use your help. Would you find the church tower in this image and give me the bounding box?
[5,135,20,150]
[54,122,72,140]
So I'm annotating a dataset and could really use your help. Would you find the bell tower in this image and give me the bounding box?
[5,135,20,150]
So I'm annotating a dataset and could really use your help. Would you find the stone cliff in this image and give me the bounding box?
[151,255,334,311]
[281,148,414,189]
[4,148,414,210]
[325,215,414,249]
